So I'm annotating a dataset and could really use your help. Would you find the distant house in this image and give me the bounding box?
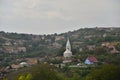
[45,39,52,43]
[85,56,98,64]
[11,64,20,70]
[87,45,95,51]
[101,42,110,47]
[19,62,29,67]
[108,45,119,54]
[72,34,79,38]
[55,36,64,41]
[17,47,26,52]
[4,41,12,46]
[84,35,93,39]
[32,35,41,41]
[5,47,14,53]
[26,58,38,65]
[52,42,62,48]
[103,33,107,37]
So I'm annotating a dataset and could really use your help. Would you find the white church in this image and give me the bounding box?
[63,38,72,63]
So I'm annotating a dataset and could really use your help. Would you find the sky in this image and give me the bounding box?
[0,0,120,34]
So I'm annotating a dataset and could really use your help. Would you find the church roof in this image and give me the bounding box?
[66,38,71,51]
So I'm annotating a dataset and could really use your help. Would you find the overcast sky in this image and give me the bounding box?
[0,0,120,34]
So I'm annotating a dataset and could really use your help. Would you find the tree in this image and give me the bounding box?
[31,64,63,80]
[25,74,33,80]
[18,75,25,80]
[116,43,120,51]
[3,77,8,80]
[87,65,120,80]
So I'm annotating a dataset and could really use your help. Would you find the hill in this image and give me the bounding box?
[0,27,120,66]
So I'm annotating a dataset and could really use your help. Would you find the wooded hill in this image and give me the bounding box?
[0,27,120,66]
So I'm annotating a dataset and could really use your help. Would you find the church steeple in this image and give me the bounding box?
[63,38,72,58]
[66,38,71,51]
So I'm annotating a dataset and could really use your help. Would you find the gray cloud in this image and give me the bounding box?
[0,0,120,34]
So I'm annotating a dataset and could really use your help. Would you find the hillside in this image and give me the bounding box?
[0,27,120,66]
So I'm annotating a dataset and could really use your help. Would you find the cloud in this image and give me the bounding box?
[0,0,120,34]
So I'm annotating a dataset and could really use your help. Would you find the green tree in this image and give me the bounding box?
[18,75,26,80]
[31,64,63,80]
[116,43,120,51]
[87,65,120,80]
[3,77,8,80]
[25,74,33,80]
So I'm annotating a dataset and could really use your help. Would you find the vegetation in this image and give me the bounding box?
[0,28,120,79]
[86,65,120,80]
[5,64,120,80]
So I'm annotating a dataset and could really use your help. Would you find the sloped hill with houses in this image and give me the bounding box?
[0,27,120,67]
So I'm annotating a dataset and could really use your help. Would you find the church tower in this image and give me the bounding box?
[66,38,71,51]
[63,38,72,58]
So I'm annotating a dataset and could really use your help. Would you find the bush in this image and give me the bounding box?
[87,65,120,80]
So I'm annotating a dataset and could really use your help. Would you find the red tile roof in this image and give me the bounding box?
[87,56,98,62]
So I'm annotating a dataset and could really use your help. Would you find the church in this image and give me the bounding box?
[63,38,72,63]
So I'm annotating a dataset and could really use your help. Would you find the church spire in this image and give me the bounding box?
[63,37,72,58]
[66,38,71,51]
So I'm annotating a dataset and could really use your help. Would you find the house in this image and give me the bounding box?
[45,39,52,43]
[17,40,25,45]
[103,33,107,37]
[5,47,14,53]
[101,42,110,47]
[87,45,95,51]
[52,42,62,48]
[11,64,20,70]
[32,35,41,41]
[72,34,79,38]
[107,45,119,54]
[84,35,94,39]
[0,67,9,79]
[26,58,38,65]
[17,47,26,52]
[110,49,119,54]
[4,41,12,46]
[19,62,29,67]
[85,56,98,64]
[55,36,64,41]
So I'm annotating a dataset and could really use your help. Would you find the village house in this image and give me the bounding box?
[5,47,14,53]
[41,35,45,40]
[0,48,3,52]
[26,58,39,65]
[73,42,83,48]
[84,35,94,39]
[0,67,9,79]
[45,39,52,43]
[52,42,62,48]
[108,45,119,54]
[71,34,79,38]
[102,33,107,37]
[79,48,83,52]
[19,62,29,67]
[16,40,25,45]
[32,35,42,41]
[87,45,96,51]
[101,42,110,47]
[4,41,12,46]
[11,64,20,70]
[55,36,64,41]
[17,47,26,52]
[85,56,98,64]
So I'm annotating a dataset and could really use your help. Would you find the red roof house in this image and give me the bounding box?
[85,56,98,64]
